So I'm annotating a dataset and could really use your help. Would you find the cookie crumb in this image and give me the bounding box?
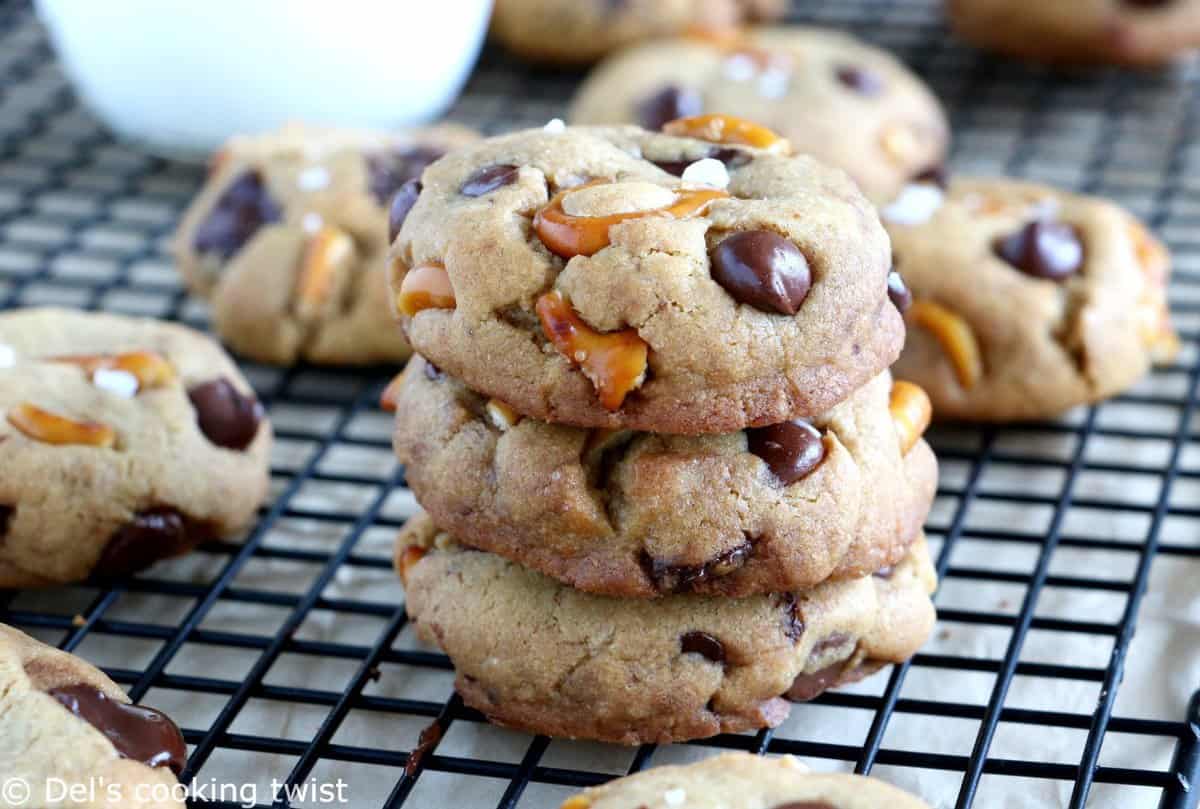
[543,118,567,134]
[71,614,86,627]
[92,368,139,399]
[681,158,730,189]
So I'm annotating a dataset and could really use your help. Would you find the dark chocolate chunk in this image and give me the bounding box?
[835,65,883,96]
[993,220,1084,281]
[680,631,726,663]
[641,540,752,593]
[388,180,422,243]
[777,593,805,643]
[460,164,520,197]
[785,661,847,702]
[368,145,445,205]
[809,632,852,656]
[887,269,912,313]
[711,231,811,315]
[653,147,751,177]
[49,684,187,774]
[0,504,12,537]
[636,84,703,131]
[747,420,826,485]
[187,378,264,451]
[95,508,197,578]
[913,164,948,188]
[193,170,281,259]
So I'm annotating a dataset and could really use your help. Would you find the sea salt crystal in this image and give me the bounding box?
[663,788,686,807]
[681,158,730,189]
[0,343,14,369]
[92,368,139,398]
[302,212,324,233]
[881,182,944,226]
[543,118,567,134]
[723,53,758,82]
[298,165,331,191]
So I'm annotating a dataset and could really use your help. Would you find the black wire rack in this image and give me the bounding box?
[1,0,1199,807]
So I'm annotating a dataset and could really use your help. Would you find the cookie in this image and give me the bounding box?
[391,356,937,597]
[174,123,478,366]
[882,176,1178,421]
[490,0,787,65]
[0,308,271,587]
[559,752,930,809]
[388,123,902,435]
[946,0,1200,67]
[0,623,186,807]
[569,27,949,204]
[397,512,937,745]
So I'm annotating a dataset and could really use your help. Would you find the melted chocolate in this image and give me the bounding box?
[0,504,12,538]
[49,684,186,774]
[641,539,753,593]
[187,377,264,451]
[368,145,445,205]
[680,631,726,663]
[95,507,199,578]
[460,164,520,197]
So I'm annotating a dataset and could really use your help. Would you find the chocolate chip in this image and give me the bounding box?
[95,508,197,578]
[835,65,883,96]
[368,146,444,205]
[388,180,422,243]
[49,684,187,774]
[993,220,1084,281]
[423,359,444,381]
[641,540,752,593]
[777,593,804,642]
[187,378,264,451]
[785,661,846,702]
[747,420,825,485]
[636,84,703,131]
[810,632,851,656]
[460,164,520,197]
[653,147,751,177]
[404,720,443,777]
[887,269,912,313]
[913,164,948,188]
[0,505,11,537]
[680,631,726,663]
[193,170,281,259]
[711,231,811,315]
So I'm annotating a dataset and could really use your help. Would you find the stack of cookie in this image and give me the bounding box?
[385,119,940,744]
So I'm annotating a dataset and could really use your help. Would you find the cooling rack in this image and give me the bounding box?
[1,0,1199,807]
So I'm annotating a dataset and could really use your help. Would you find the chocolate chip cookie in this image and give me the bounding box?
[569,27,949,204]
[397,512,937,745]
[559,752,930,809]
[947,0,1200,67]
[883,176,1178,421]
[490,0,787,65]
[0,308,271,587]
[391,356,937,597]
[388,123,902,435]
[0,623,186,806]
[174,123,477,366]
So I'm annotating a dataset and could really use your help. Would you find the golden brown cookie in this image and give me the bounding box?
[0,623,186,808]
[391,356,936,597]
[569,27,949,204]
[397,512,937,745]
[174,123,477,365]
[388,123,902,435]
[883,176,1178,421]
[947,0,1200,67]
[0,308,271,587]
[490,0,787,65]
[559,752,931,809]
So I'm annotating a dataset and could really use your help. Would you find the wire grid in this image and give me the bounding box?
[0,0,1199,806]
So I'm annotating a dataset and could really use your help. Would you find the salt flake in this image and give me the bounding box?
[92,368,139,399]
[543,118,567,134]
[680,158,730,190]
[881,183,944,226]
[663,788,686,807]
[298,165,331,191]
[0,343,15,369]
